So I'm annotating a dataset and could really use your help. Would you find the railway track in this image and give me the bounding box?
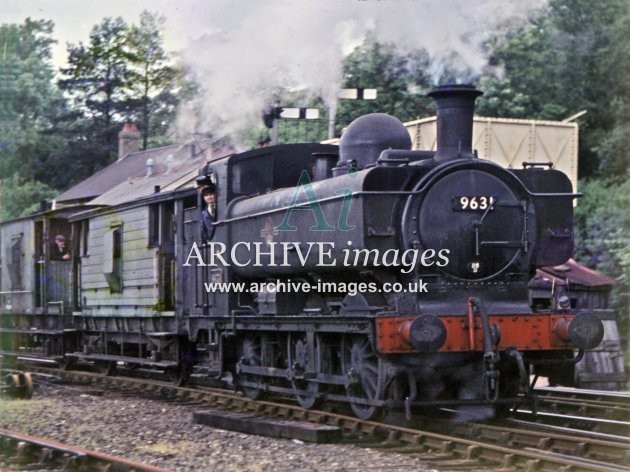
[507,386,630,436]
[12,365,630,471]
[0,427,168,471]
[533,386,630,420]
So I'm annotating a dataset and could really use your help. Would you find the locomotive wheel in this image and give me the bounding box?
[341,335,386,420]
[288,334,324,410]
[7,372,33,399]
[237,336,265,400]
[19,372,33,399]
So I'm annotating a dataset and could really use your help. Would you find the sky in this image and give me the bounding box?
[3,0,194,67]
[3,0,546,141]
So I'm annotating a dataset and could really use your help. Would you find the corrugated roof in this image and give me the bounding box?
[529,258,617,288]
[55,140,216,204]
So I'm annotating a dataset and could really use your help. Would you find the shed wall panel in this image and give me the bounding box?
[79,207,159,313]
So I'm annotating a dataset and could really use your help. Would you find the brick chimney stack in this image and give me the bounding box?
[118,123,142,160]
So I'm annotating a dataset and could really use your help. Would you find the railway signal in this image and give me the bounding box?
[263,107,321,144]
[280,108,320,120]
[328,88,378,139]
[338,88,378,100]
[263,88,378,143]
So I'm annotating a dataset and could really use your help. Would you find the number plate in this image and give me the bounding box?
[453,196,495,211]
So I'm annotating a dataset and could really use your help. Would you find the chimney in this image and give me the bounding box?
[146,157,155,177]
[165,154,174,173]
[428,84,483,162]
[118,123,142,160]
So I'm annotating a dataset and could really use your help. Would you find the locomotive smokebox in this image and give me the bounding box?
[429,84,483,162]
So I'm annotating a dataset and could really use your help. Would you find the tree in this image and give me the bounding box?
[0,19,68,219]
[57,11,197,183]
[0,175,57,220]
[124,11,197,149]
[574,179,630,335]
[477,0,629,179]
[58,16,132,170]
[0,19,59,176]
[594,10,630,182]
[336,39,435,133]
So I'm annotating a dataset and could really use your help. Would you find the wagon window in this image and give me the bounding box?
[7,234,23,290]
[82,220,89,256]
[103,226,123,293]
[162,202,174,245]
[149,204,160,247]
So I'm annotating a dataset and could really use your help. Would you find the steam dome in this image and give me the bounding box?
[339,113,412,169]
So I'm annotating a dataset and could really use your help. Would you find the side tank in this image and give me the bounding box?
[226,169,368,277]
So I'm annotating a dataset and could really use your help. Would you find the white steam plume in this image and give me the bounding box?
[172,0,545,143]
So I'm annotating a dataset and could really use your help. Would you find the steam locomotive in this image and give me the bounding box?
[0,85,604,419]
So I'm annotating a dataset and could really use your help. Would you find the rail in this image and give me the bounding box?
[20,365,630,472]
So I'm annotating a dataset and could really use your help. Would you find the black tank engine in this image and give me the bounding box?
[188,84,604,418]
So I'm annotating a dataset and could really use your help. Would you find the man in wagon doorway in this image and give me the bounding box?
[50,234,71,260]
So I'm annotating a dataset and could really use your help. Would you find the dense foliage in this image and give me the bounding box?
[574,179,630,334]
[477,0,629,181]
[56,11,196,186]
[0,19,62,219]
[0,12,195,218]
[336,40,435,130]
